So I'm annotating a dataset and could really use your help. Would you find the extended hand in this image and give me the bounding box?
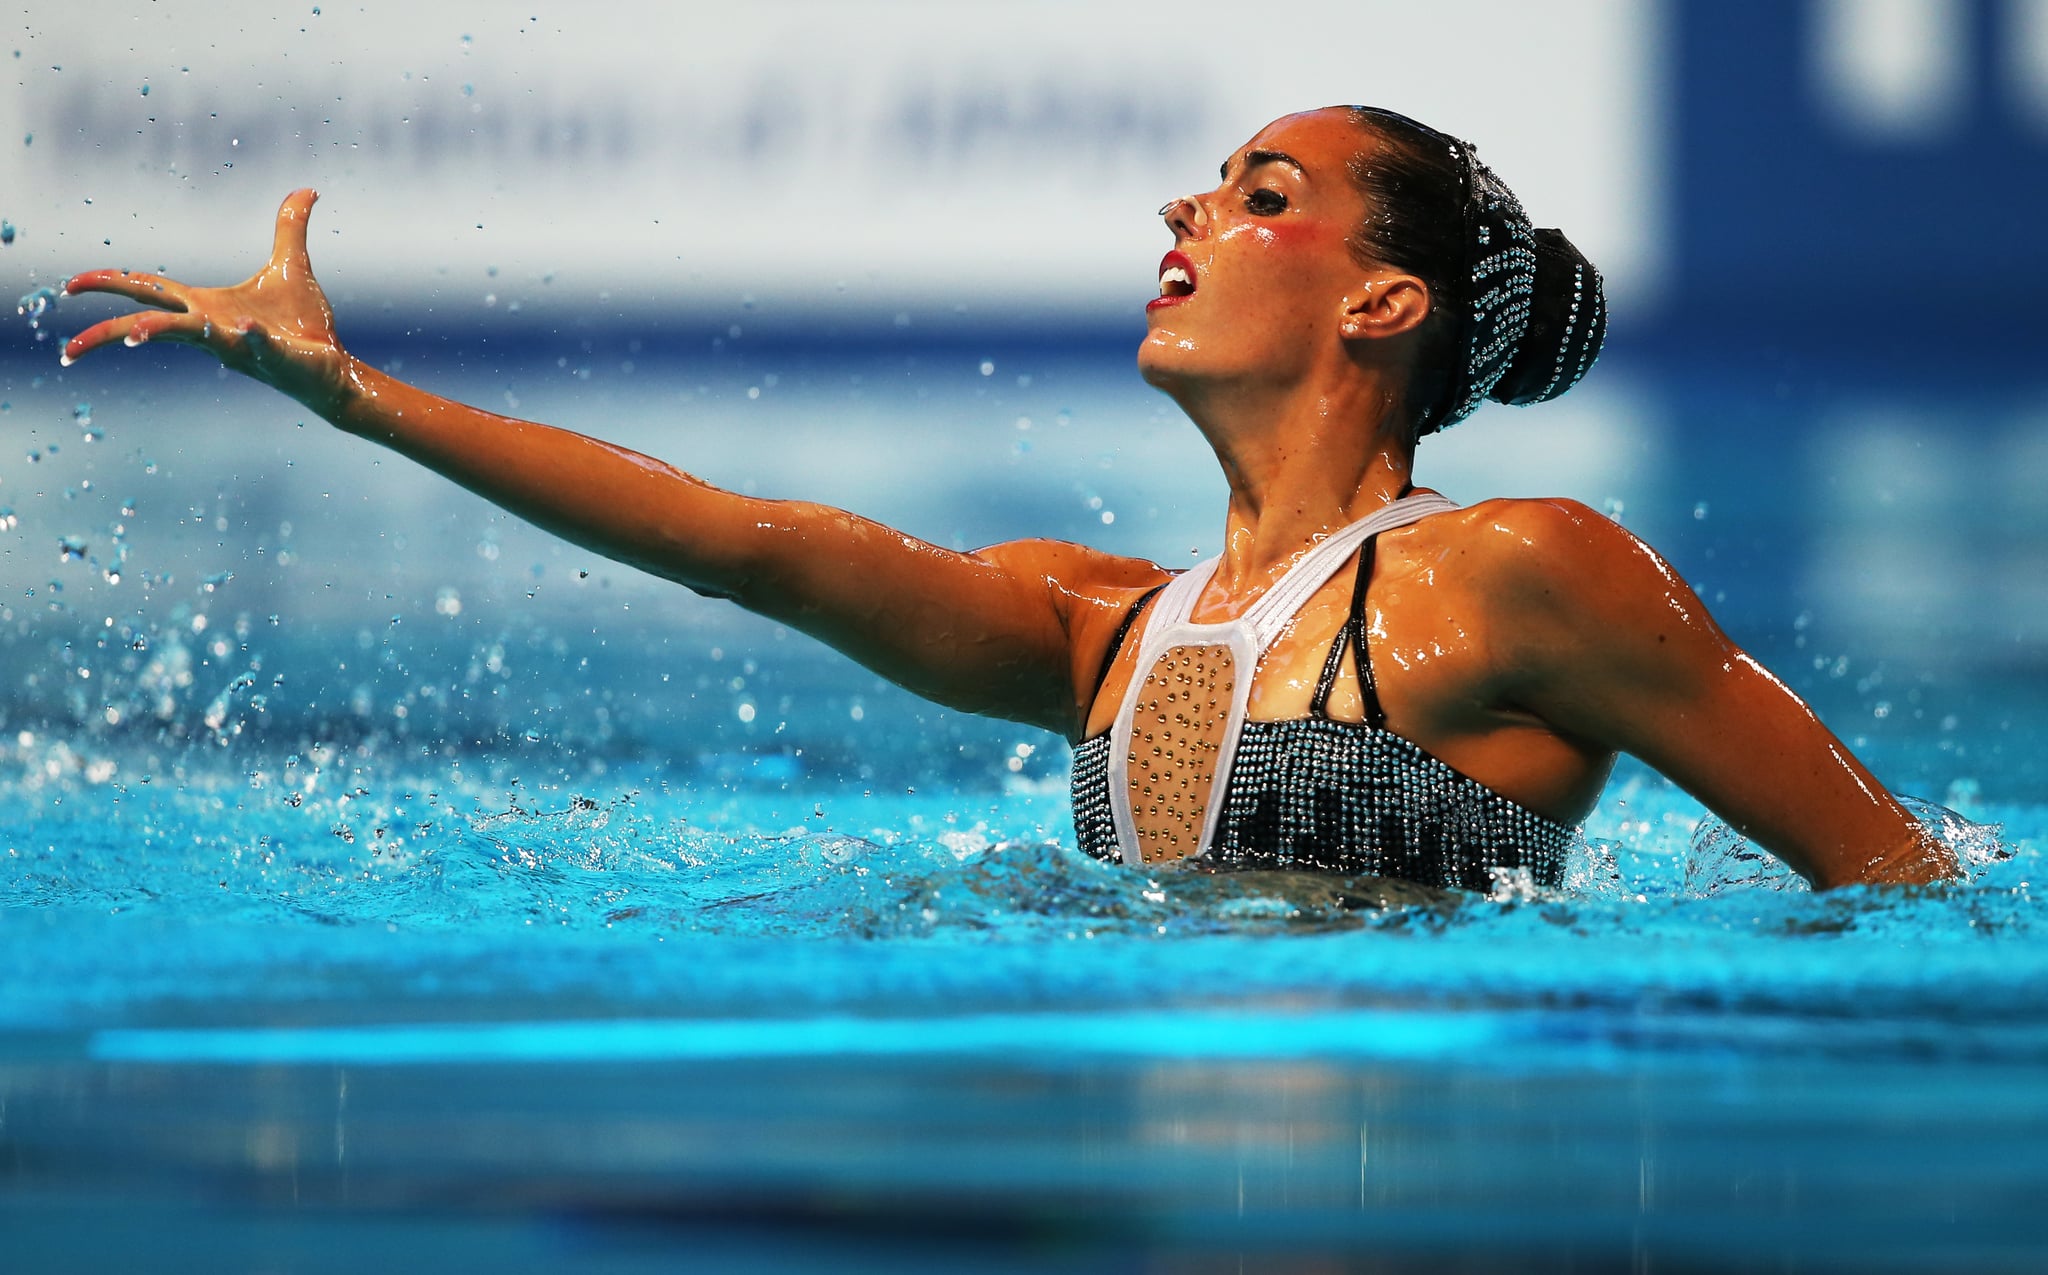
[62,189,352,411]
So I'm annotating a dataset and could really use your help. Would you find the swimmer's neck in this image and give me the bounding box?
[1175,377,1416,598]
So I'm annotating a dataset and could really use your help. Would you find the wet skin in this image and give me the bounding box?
[60,110,1956,890]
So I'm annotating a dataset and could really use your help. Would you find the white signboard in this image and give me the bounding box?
[2,1,1663,321]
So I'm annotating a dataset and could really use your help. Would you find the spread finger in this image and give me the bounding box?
[62,269,191,311]
[60,315,146,364]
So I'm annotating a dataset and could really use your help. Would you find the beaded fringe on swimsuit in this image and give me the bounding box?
[1071,722,1572,893]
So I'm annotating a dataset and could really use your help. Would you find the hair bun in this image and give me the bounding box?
[1491,228,1606,406]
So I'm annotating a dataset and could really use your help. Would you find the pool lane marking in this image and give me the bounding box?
[87,1009,1507,1066]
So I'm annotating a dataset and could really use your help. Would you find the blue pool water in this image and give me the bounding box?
[5,341,2048,1270]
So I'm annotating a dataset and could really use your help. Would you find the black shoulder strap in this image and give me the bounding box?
[1309,484,1410,723]
[1308,592,1353,719]
[1307,539,1386,725]
[1350,537,1388,729]
[1088,583,1167,704]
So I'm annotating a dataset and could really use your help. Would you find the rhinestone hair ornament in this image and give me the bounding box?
[1434,139,1537,429]
[1350,110,1607,435]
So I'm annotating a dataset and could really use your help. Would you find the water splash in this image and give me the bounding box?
[17,285,58,326]
[1687,795,2008,897]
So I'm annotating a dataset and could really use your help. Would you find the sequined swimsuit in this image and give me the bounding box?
[1070,528,1573,892]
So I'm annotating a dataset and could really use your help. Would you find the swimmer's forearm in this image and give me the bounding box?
[319,358,763,593]
[1823,824,1959,890]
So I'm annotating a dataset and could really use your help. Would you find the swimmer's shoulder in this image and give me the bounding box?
[1402,494,1728,691]
[1395,495,1671,611]
[975,538,1179,734]
[972,536,1176,609]
[978,535,1175,655]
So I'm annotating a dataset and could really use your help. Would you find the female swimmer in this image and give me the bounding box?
[58,106,1958,891]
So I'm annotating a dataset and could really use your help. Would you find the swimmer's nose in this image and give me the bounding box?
[1159,195,1206,241]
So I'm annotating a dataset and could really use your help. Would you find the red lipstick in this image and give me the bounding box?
[1148,250,1197,311]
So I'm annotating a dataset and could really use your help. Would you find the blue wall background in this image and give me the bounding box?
[1664,0,2047,361]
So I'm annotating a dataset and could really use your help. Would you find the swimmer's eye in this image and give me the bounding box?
[1245,189,1288,216]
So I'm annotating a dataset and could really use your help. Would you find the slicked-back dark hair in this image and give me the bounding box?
[1342,106,1607,438]
[1343,107,1467,434]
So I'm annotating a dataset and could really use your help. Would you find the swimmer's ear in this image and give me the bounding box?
[1339,273,1431,342]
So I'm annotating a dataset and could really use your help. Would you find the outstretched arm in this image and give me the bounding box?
[63,190,1167,735]
[1486,499,1958,890]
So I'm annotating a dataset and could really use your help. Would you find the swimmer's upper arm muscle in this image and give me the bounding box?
[1481,499,1954,890]
[703,514,1168,735]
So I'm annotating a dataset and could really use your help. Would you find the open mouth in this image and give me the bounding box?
[1150,251,1196,309]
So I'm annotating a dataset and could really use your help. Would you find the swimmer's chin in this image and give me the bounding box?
[1136,330,1202,390]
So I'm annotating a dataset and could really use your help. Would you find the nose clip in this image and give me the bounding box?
[1158,196,1205,237]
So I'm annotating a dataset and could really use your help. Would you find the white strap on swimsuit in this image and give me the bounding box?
[1107,491,1459,866]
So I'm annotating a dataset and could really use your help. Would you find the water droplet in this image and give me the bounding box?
[16,285,58,325]
[57,535,86,562]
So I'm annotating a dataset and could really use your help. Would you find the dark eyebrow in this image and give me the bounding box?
[1220,149,1306,181]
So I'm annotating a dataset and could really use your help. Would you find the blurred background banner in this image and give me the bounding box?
[1,0,2046,792]
[0,1,1665,319]
[10,1,2044,334]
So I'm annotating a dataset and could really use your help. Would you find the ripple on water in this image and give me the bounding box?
[0,739,2039,1035]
